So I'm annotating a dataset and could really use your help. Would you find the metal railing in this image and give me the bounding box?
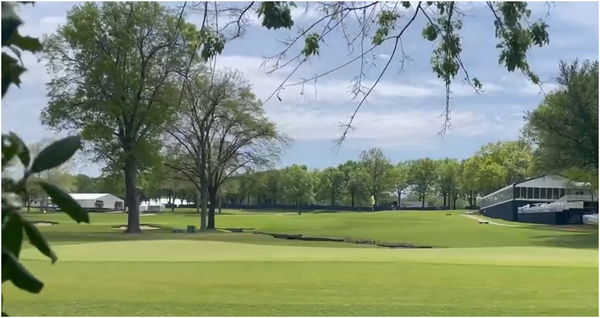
[556,194,595,202]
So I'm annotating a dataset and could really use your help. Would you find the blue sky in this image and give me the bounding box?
[2,1,598,177]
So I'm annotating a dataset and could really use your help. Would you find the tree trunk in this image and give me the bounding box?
[196,191,201,214]
[170,192,175,212]
[443,193,447,208]
[397,188,402,210]
[207,187,217,229]
[351,192,355,207]
[421,192,426,208]
[218,193,222,214]
[200,184,208,231]
[124,156,141,233]
[297,201,301,215]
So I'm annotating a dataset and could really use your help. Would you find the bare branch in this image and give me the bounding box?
[336,2,423,148]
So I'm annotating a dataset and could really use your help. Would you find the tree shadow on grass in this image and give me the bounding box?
[529,232,598,249]
[40,228,239,245]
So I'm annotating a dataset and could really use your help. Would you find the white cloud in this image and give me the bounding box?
[214,54,548,151]
[265,103,520,149]
[20,15,66,38]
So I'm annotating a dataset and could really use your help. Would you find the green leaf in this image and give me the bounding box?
[22,218,57,263]
[1,16,22,47]
[472,77,483,91]
[422,24,438,41]
[7,33,42,53]
[2,247,44,293]
[8,132,29,167]
[301,33,320,56]
[38,181,89,223]
[2,133,19,166]
[257,2,294,30]
[1,52,25,97]
[2,213,23,259]
[30,136,81,173]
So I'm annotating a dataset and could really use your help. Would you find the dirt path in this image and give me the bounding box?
[462,214,519,227]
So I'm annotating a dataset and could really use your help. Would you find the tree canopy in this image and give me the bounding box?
[41,2,201,232]
[523,60,598,177]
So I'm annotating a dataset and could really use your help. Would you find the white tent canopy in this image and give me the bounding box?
[69,193,124,211]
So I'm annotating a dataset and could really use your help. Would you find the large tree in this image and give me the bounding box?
[41,2,200,233]
[338,160,368,207]
[459,158,479,207]
[282,164,315,214]
[264,169,283,206]
[359,148,394,207]
[73,174,97,193]
[523,60,598,176]
[435,158,460,208]
[316,167,346,206]
[476,141,533,184]
[391,162,410,209]
[407,158,438,208]
[167,69,282,229]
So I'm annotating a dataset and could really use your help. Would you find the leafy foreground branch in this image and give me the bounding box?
[1,2,89,315]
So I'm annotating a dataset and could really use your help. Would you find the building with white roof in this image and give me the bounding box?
[479,175,597,224]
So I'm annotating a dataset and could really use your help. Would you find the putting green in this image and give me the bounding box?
[21,239,598,267]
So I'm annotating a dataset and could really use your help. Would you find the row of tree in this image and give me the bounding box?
[22,140,536,211]
[214,141,534,211]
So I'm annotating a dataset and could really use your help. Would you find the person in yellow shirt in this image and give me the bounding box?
[370,195,375,212]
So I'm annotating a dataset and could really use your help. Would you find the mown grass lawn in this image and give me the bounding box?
[3,210,598,316]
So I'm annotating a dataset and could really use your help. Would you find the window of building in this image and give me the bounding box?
[520,187,526,199]
[533,188,540,199]
[95,200,103,208]
[540,188,546,199]
[559,188,565,198]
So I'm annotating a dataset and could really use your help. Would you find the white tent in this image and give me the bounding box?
[140,201,166,212]
[69,193,124,211]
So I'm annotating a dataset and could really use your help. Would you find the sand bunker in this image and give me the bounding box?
[33,221,57,227]
[113,225,160,230]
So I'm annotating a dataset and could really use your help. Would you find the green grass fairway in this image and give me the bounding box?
[3,210,598,316]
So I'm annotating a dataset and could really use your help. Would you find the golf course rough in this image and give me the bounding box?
[3,210,598,316]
